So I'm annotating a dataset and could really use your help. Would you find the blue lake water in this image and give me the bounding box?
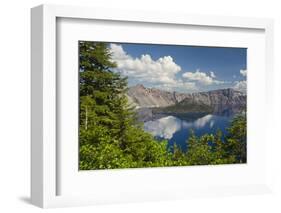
[144,114,232,151]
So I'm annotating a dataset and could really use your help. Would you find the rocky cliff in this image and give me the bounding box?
[127,84,181,108]
[127,84,246,117]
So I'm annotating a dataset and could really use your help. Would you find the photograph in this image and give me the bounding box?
[79,41,247,170]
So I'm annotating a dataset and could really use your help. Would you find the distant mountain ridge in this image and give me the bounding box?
[127,84,246,118]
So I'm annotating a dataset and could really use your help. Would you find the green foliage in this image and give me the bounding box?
[185,129,237,165]
[79,41,247,170]
[225,115,247,163]
[78,41,173,170]
[185,131,215,165]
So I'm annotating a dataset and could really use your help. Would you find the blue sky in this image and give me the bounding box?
[109,42,247,93]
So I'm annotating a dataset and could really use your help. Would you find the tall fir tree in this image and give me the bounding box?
[78,41,171,170]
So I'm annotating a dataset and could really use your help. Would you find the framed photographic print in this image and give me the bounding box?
[31,4,274,208]
[77,41,247,170]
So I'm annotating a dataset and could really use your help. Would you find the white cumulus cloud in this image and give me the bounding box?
[210,71,216,78]
[233,69,247,93]
[110,44,227,92]
[240,69,247,77]
[233,80,247,93]
[110,44,180,84]
[182,69,224,86]
[110,44,197,91]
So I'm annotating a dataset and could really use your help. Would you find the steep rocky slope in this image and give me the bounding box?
[127,84,180,108]
[127,84,246,119]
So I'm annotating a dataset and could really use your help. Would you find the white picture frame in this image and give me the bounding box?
[31,4,274,208]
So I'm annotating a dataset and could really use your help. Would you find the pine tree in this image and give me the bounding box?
[79,41,134,140]
[79,41,172,170]
[225,115,247,163]
[79,41,136,169]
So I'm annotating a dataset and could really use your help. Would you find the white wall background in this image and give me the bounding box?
[0,0,280,212]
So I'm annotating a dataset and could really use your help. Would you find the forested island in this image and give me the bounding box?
[79,41,247,170]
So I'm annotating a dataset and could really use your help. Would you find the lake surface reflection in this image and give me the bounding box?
[144,114,232,151]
